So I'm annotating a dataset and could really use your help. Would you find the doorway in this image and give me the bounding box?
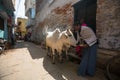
[0,16,4,30]
[73,0,97,33]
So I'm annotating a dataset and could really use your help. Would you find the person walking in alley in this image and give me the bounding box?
[10,30,15,46]
[74,19,98,76]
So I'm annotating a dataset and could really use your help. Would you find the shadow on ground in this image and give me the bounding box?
[14,40,45,59]
[13,41,84,80]
[11,41,107,80]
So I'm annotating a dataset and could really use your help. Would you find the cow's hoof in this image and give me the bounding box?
[60,62,63,64]
[52,60,55,64]
[60,60,63,64]
[66,58,69,61]
[52,62,55,64]
[46,54,50,57]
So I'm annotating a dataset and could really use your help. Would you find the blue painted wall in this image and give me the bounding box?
[4,19,8,40]
[0,29,4,38]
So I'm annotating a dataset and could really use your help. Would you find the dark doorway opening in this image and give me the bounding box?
[73,0,97,33]
[0,16,4,30]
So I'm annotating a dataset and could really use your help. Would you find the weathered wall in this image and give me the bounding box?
[32,0,120,51]
[31,0,79,42]
[36,0,43,14]
[97,0,120,51]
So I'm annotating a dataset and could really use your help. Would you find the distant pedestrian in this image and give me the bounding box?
[10,31,15,45]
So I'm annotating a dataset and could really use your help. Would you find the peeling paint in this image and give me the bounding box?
[97,0,120,51]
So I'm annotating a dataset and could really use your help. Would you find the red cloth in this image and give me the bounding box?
[81,23,87,26]
[76,46,83,57]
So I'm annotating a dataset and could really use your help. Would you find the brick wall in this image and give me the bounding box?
[31,0,79,42]
[96,0,120,51]
[32,0,120,51]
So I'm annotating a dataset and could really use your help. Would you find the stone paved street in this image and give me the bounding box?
[0,41,107,80]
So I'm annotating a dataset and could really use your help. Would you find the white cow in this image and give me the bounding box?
[46,28,77,64]
[45,28,61,57]
[61,29,77,60]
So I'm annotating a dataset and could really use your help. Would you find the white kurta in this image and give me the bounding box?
[80,26,97,46]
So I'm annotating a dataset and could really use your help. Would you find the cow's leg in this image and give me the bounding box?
[52,49,55,64]
[66,49,69,60]
[59,51,62,63]
[49,48,53,58]
[46,46,49,56]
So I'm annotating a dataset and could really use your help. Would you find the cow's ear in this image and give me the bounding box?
[67,29,69,32]
[66,29,70,33]
[65,35,68,38]
[64,33,68,38]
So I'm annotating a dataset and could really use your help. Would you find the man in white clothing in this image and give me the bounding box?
[74,19,98,76]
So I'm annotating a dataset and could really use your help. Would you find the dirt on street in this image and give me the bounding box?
[0,41,107,80]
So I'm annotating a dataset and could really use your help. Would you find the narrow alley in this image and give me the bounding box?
[0,0,120,80]
[0,41,107,80]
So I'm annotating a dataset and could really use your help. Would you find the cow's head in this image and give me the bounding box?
[61,29,77,47]
[54,28,61,34]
